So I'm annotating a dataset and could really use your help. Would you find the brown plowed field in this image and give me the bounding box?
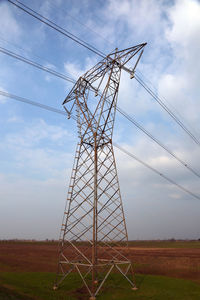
[0,242,200,283]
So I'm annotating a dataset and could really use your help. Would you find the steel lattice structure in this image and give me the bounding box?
[54,43,146,299]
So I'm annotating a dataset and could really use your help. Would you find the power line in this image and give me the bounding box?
[1,46,200,179]
[134,74,200,146]
[136,69,200,139]
[1,89,200,201]
[7,0,105,58]
[8,0,200,148]
[46,0,115,51]
[113,143,200,201]
[7,0,145,78]
[0,90,67,116]
[0,35,64,73]
[0,46,75,84]
[115,106,200,178]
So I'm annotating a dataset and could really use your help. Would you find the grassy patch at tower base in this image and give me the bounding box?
[0,272,200,300]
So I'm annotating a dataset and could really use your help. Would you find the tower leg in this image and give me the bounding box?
[54,141,136,296]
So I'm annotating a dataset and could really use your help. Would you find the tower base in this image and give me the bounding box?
[55,258,136,298]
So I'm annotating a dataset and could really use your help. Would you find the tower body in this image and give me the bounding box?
[55,44,146,298]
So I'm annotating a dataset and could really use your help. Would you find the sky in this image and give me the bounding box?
[0,0,200,240]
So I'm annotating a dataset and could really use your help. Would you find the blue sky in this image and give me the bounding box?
[0,0,200,240]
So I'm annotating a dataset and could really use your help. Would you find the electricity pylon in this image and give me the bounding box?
[54,43,146,299]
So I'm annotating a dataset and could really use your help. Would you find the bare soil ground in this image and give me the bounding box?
[0,241,199,283]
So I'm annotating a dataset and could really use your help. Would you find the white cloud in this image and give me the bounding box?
[7,115,23,123]
[0,172,69,239]
[106,0,164,33]
[64,61,83,79]
[157,0,200,130]
[166,0,200,50]
[1,0,200,240]
[166,0,200,82]
[64,56,98,79]
[0,118,75,179]
[4,118,71,146]
[86,0,167,51]
[0,2,22,41]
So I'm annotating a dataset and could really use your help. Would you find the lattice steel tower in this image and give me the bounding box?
[54,43,146,299]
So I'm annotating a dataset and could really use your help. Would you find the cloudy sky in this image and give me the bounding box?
[0,0,200,240]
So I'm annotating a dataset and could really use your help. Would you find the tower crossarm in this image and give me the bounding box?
[108,42,146,68]
[62,43,147,120]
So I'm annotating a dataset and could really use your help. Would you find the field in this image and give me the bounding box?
[0,240,200,299]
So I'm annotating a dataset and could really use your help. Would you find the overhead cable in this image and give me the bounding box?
[7,0,105,58]
[115,105,200,178]
[113,143,200,201]
[0,90,67,116]
[7,0,200,147]
[134,74,200,146]
[1,89,200,201]
[46,1,115,50]
[1,46,200,179]
[0,46,75,84]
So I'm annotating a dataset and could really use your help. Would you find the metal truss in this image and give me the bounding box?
[54,43,146,299]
